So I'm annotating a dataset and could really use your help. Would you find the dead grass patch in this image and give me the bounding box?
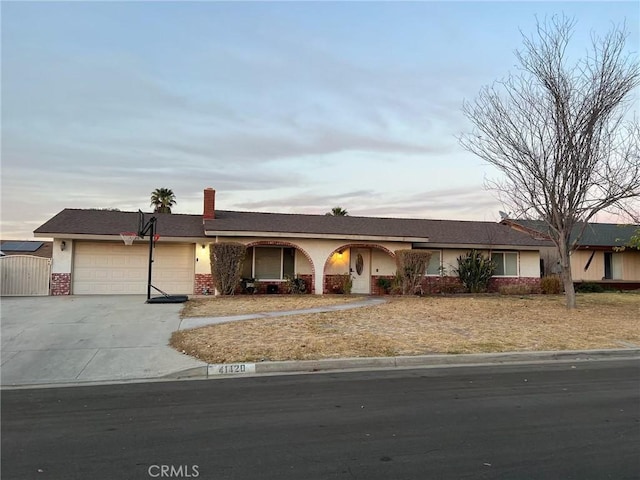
[171,292,640,363]
[181,295,363,318]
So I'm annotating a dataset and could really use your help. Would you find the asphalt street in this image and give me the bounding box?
[2,360,639,480]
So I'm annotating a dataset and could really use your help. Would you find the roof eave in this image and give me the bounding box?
[204,230,429,243]
[414,242,550,250]
[34,232,207,242]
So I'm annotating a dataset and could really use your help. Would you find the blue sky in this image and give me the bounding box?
[2,1,638,239]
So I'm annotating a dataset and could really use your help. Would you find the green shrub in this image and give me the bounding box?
[332,274,352,294]
[576,282,605,293]
[541,275,562,294]
[390,271,404,295]
[284,275,307,294]
[499,284,533,295]
[376,277,392,293]
[210,242,247,295]
[455,250,496,293]
[394,250,432,295]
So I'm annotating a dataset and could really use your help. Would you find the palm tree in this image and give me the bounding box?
[150,188,176,214]
[326,206,348,216]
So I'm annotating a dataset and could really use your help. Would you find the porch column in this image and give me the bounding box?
[313,267,324,295]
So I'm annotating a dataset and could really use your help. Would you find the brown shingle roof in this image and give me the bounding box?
[34,208,552,247]
[34,209,205,237]
[205,210,551,246]
[503,219,639,248]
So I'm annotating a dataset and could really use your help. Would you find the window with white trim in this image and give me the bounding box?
[425,250,442,275]
[491,251,518,276]
[242,247,295,280]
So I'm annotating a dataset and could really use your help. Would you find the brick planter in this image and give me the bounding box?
[488,277,542,293]
[235,275,313,295]
[51,273,71,296]
[371,275,394,295]
[324,274,352,294]
[195,274,214,295]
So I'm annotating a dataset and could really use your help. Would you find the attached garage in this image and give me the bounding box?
[73,242,194,295]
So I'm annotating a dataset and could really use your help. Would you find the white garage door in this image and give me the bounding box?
[73,242,194,295]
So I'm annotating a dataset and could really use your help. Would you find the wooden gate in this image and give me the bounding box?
[0,255,51,296]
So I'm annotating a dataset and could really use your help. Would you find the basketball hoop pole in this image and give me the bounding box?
[138,213,157,302]
[146,218,156,302]
[134,210,187,304]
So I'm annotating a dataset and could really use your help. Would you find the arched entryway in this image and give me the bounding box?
[322,244,395,294]
[244,240,316,294]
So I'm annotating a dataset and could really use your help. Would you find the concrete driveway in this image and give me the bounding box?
[1,296,205,387]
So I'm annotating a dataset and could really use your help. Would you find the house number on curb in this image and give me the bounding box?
[208,363,257,375]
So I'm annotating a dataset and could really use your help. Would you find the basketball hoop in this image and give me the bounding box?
[120,232,138,246]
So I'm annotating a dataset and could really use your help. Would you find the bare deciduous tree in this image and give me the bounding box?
[460,15,640,308]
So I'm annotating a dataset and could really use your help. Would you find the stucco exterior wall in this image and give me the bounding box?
[441,249,470,275]
[223,236,408,293]
[571,250,640,282]
[51,238,73,274]
[325,249,350,275]
[519,251,541,277]
[571,250,605,281]
[195,243,210,274]
[371,249,396,276]
[441,248,540,278]
[295,253,314,275]
[622,250,640,280]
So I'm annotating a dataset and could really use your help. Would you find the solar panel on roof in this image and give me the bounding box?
[0,241,44,252]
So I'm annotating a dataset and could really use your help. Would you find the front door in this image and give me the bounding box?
[350,248,370,294]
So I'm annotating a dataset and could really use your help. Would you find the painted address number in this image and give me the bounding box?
[208,363,256,376]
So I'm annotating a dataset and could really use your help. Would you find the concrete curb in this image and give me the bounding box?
[164,348,640,380]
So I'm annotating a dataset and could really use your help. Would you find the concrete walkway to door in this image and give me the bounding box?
[1,296,205,387]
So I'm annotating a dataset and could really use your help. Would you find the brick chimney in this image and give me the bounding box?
[203,188,216,219]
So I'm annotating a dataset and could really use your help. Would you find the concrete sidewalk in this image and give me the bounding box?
[179,297,386,330]
[1,296,205,387]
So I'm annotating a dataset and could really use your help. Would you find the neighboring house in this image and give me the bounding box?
[33,188,552,296]
[502,219,640,289]
[0,240,53,258]
[0,240,53,296]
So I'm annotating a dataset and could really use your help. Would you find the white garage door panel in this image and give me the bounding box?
[73,242,194,295]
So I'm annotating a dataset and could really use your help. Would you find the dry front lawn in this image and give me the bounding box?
[181,295,364,318]
[171,293,640,364]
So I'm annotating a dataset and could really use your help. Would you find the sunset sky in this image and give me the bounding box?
[2,1,638,239]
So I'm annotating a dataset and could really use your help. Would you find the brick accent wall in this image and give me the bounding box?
[371,275,394,295]
[421,276,541,294]
[297,275,314,294]
[371,275,542,295]
[488,277,542,293]
[421,276,465,294]
[244,275,313,295]
[324,274,352,294]
[51,273,71,296]
[195,273,214,295]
